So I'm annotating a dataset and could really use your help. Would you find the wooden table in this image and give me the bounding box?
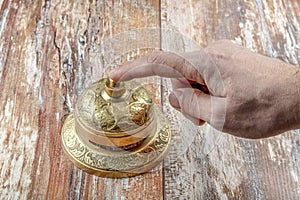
[1,0,300,199]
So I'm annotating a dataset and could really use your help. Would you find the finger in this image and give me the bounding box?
[169,97,205,126]
[184,114,206,126]
[168,88,213,122]
[109,51,206,84]
[171,78,191,90]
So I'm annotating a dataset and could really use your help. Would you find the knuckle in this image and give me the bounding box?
[208,39,234,48]
[147,51,164,63]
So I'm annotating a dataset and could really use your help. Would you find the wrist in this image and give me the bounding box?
[288,66,300,130]
[272,64,300,134]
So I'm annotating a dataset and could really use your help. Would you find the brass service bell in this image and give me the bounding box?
[61,78,171,178]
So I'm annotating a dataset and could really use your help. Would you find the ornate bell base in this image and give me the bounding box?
[61,107,171,178]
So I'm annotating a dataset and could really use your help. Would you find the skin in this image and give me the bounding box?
[109,40,300,139]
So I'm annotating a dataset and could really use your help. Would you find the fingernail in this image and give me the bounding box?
[169,90,183,109]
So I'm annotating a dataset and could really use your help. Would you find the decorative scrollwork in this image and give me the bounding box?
[61,78,171,177]
[93,93,117,130]
[92,79,153,132]
[62,114,171,172]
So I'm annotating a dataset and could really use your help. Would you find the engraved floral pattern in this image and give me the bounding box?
[62,113,171,172]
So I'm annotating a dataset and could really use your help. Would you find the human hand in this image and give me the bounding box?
[109,40,300,139]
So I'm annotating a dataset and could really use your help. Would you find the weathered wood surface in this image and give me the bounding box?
[1,0,300,199]
[0,0,163,199]
[161,0,300,199]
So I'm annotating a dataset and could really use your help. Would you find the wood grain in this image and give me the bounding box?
[0,0,163,199]
[161,0,300,199]
[2,0,300,199]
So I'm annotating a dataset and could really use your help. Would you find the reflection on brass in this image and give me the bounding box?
[61,78,171,178]
[104,78,126,98]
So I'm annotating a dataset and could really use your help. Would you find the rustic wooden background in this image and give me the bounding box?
[1,0,300,199]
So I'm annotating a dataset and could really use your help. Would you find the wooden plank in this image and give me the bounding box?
[161,0,300,199]
[0,0,163,199]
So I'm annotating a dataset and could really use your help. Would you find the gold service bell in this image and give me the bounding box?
[61,78,171,178]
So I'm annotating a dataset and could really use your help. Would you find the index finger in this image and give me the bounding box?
[109,51,208,85]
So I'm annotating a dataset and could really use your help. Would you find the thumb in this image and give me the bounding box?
[169,88,212,123]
